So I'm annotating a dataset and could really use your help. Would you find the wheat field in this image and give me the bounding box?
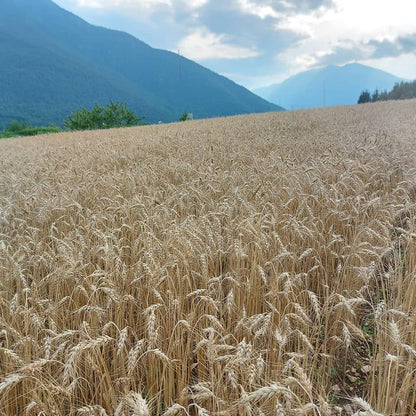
[0,100,415,416]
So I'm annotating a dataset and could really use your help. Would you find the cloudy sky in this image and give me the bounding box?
[53,0,416,89]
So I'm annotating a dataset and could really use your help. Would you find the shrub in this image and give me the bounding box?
[179,112,193,122]
[1,120,61,138]
[63,101,145,131]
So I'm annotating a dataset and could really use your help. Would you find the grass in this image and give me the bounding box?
[0,99,415,415]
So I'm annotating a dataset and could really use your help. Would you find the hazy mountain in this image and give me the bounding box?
[254,63,403,110]
[0,0,281,128]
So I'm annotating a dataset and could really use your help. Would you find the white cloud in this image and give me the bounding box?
[275,0,416,76]
[53,0,416,87]
[75,0,209,11]
[237,0,282,19]
[75,0,172,11]
[178,28,260,60]
[276,0,416,39]
[77,0,104,7]
[187,0,209,9]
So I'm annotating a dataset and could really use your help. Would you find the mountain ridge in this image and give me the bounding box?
[0,0,281,128]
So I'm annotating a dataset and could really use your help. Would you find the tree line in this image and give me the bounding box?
[358,80,416,104]
[0,101,144,138]
[0,102,193,139]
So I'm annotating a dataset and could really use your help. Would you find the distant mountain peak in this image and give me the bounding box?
[254,63,402,110]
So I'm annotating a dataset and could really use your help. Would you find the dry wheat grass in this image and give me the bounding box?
[0,100,416,415]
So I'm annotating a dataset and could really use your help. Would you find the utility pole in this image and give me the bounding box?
[177,50,183,83]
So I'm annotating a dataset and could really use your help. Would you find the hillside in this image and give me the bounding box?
[0,0,281,128]
[1,100,416,415]
[255,63,402,109]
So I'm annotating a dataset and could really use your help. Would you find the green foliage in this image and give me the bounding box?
[358,80,416,104]
[379,90,389,101]
[329,394,340,405]
[5,120,25,133]
[0,120,62,138]
[63,101,145,131]
[363,314,375,336]
[358,90,371,104]
[388,80,416,100]
[179,112,193,122]
[0,102,144,138]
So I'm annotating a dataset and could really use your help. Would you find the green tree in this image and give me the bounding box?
[358,90,371,104]
[389,80,416,100]
[379,90,388,101]
[64,101,144,131]
[103,101,143,128]
[371,89,380,102]
[360,80,416,105]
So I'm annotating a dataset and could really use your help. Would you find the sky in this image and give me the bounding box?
[52,0,416,90]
